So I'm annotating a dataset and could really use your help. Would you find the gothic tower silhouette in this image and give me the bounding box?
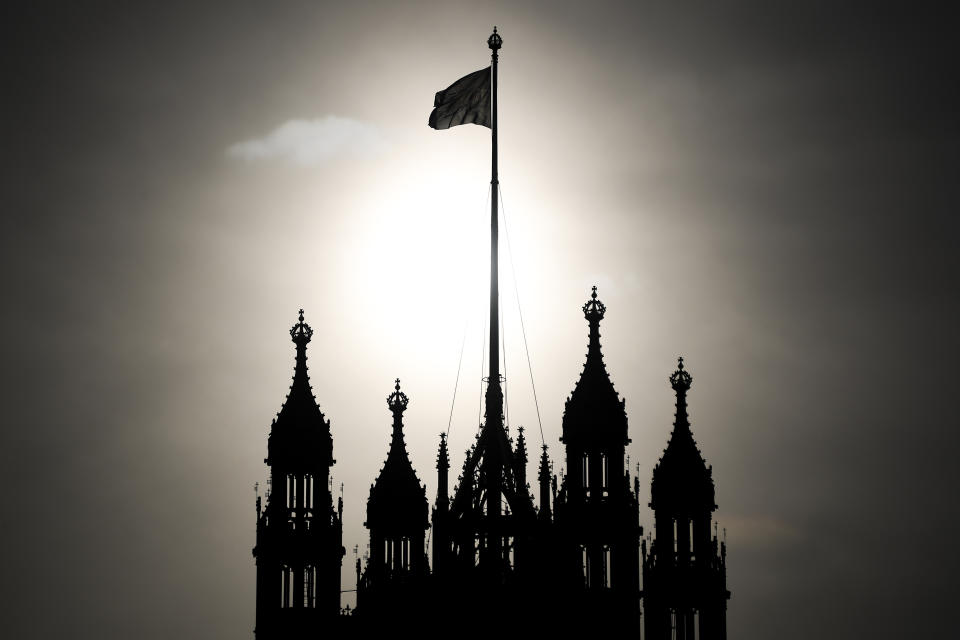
[253,300,730,638]
[252,311,345,638]
[356,379,429,623]
[642,358,730,640]
[554,287,642,633]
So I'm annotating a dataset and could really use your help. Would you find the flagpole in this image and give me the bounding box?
[483,25,504,576]
[487,27,503,419]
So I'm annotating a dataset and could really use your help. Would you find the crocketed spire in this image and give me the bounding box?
[367,379,428,530]
[651,358,715,510]
[561,286,628,445]
[538,445,552,521]
[269,309,332,465]
[514,426,528,489]
[436,432,450,473]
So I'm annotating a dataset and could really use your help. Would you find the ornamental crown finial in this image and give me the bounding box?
[387,378,409,413]
[670,356,693,391]
[488,27,502,50]
[582,285,606,321]
[290,308,313,344]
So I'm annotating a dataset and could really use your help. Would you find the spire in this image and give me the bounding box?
[514,426,528,488]
[515,426,528,461]
[662,357,699,456]
[670,356,693,433]
[270,309,333,464]
[436,432,450,511]
[538,445,552,521]
[387,378,410,455]
[651,357,714,510]
[286,308,316,405]
[367,379,427,530]
[381,379,416,479]
[562,286,627,444]
[582,286,607,372]
[437,432,450,473]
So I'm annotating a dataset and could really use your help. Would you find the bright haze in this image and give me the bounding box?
[2,2,956,639]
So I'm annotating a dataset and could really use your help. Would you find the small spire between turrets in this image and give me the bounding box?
[538,445,552,521]
[367,379,426,529]
[437,432,450,471]
[436,433,450,511]
[652,357,712,509]
[515,426,528,489]
[562,286,627,445]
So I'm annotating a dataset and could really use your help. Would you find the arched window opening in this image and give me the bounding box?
[582,454,591,496]
[689,519,695,560]
[280,565,294,608]
[601,453,610,496]
[602,545,612,588]
[581,545,591,588]
[303,565,316,608]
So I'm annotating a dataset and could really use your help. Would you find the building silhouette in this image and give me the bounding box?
[643,358,730,639]
[252,290,730,638]
[252,311,345,636]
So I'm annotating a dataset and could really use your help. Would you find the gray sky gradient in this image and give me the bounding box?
[2,1,957,638]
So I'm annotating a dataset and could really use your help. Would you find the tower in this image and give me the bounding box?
[429,29,540,625]
[642,358,729,640]
[555,286,642,633]
[358,379,429,621]
[431,433,450,577]
[253,310,345,637]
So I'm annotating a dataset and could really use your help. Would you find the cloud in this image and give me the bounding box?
[226,116,386,166]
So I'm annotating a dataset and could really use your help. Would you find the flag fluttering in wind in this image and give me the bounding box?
[428,67,491,130]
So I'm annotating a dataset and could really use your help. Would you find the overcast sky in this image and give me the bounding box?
[2,1,957,638]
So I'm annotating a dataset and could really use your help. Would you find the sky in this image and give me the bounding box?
[1,1,958,638]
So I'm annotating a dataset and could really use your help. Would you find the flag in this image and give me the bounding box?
[428,67,491,130]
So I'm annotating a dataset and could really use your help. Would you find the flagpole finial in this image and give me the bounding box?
[488,27,502,51]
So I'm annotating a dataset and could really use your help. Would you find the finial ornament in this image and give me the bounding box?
[387,378,409,413]
[488,27,502,51]
[290,308,314,343]
[670,356,693,391]
[582,285,606,320]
